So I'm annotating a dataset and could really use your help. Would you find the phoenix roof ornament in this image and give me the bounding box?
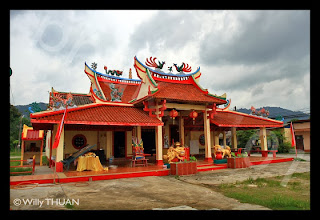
[173,63,192,73]
[145,57,165,70]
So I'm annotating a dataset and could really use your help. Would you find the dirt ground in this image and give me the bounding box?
[10,157,310,210]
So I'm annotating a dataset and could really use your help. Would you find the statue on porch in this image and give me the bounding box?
[132,137,144,160]
[213,145,231,159]
[163,142,186,163]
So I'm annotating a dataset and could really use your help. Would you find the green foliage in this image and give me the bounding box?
[240,152,248,158]
[278,142,292,153]
[269,129,286,145]
[189,156,197,161]
[236,129,258,148]
[10,105,31,150]
[231,152,248,158]
[30,102,43,113]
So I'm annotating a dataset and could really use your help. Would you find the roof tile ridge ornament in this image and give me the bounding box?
[173,62,192,73]
[145,56,165,70]
[135,56,200,77]
[48,87,78,111]
[219,99,231,111]
[250,106,270,118]
[85,62,141,83]
[85,62,107,101]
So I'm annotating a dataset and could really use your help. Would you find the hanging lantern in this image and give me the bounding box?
[189,110,198,125]
[169,109,178,124]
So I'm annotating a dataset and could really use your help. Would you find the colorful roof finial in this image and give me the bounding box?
[104,65,123,76]
[173,62,192,73]
[91,62,97,71]
[145,57,165,70]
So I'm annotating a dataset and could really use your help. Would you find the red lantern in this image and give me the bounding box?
[169,109,178,119]
[189,110,198,125]
[169,109,178,124]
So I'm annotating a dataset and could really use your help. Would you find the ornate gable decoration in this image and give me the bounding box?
[109,83,124,102]
[48,91,77,111]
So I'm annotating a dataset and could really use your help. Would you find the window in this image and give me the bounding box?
[199,134,205,146]
[72,134,87,149]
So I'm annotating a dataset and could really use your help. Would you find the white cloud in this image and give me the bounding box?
[10,10,310,112]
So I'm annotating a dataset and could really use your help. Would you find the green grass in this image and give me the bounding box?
[10,152,48,176]
[10,167,33,176]
[217,172,310,210]
[10,152,32,176]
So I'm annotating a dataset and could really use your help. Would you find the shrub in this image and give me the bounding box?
[278,142,292,153]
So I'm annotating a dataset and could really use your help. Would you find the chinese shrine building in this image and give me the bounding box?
[30,56,283,172]
[20,124,44,165]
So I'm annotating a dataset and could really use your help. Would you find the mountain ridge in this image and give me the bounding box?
[237,106,309,123]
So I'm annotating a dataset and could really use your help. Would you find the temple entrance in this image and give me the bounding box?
[142,129,156,155]
[114,131,125,158]
[170,125,179,144]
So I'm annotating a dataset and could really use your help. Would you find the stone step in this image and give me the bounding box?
[197,164,227,172]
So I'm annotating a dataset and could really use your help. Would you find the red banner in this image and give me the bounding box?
[52,107,68,149]
[290,121,297,157]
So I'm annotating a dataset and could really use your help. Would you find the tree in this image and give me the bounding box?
[236,129,258,149]
[269,129,286,145]
[10,105,31,151]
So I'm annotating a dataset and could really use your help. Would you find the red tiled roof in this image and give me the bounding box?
[151,81,226,104]
[21,124,44,140]
[211,110,283,128]
[25,130,40,140]
[31,104,163,127]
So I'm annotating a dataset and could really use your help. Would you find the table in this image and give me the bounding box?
[76,156,107,172]
[131,158,149,167]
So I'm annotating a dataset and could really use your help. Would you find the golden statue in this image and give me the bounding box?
[163,142,186,163]
[213,145,231,158]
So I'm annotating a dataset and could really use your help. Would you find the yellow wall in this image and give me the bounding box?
[283,128,292,143]
[189,131,205,150]
[64,130,98,156]
[63,130,134,159]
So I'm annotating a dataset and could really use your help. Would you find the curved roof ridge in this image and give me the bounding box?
[85,62,141,82]
[134,56,200,77]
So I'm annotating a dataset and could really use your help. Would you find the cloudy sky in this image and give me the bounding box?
[10,10,310,112]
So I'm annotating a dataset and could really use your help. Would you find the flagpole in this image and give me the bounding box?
[52,106,68,182]
[290,121,297,158]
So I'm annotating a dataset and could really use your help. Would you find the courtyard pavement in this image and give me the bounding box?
[10,156,310,210]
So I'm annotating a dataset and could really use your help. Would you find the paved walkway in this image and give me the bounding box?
[10,160,310,210]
